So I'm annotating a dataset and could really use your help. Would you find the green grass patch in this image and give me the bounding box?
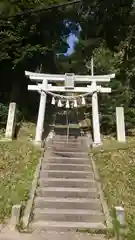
[92,136,135,238]
[0,122,41,223]
[92,139,128,154]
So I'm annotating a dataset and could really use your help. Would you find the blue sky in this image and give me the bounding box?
[66,34,78,55]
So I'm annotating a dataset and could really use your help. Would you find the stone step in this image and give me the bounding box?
[52,142,82,147]
[41,163,92,171]
[48,157,89,164]
[32,220,106,232]
[52,152,88,158]
[34,197,102,211]
[33,208,105,223]
[52,141,81,145]
[39,170,94,179]
[38,178,96,188]
[52,147,84,152]
[36,187,99,198]
[53,138,80,142]
[0,232,110,240]
[54,135,80,139]
[54,134,80,137]
[53,140,81,144]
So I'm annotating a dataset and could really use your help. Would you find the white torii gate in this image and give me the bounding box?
[25,70,115,145]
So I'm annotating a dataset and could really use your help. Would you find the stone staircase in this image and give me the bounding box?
[31,133,106,232]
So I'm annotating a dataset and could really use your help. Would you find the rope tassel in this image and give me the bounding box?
[66,100,70,108]
[81,97,86,105]
[58,99,62,107]
[74,99,77,108]
[51,97,55,105]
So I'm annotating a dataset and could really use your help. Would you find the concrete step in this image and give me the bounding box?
[40,170,94,179]
[48,157,89,164]
[32,220,106,232]
[52,141,81,145]
[54,136,80,139]
[52,142,82,147]
[52,152,88,158]
[54,134,80,138]
[53,138,81,143]
[0,232,110,240]
[53,138,81,144]
[52,147,84,152]
[34,197,102,211]
[41,163,92,171]
[38,178,96,188]
[36,187,99,198]
[33,208,105,223]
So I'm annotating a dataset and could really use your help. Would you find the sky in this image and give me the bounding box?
[66,34,78,55]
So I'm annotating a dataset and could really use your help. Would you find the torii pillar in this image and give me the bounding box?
[91,57,101,146]
[35,79,47,144]
[92,90,101,146]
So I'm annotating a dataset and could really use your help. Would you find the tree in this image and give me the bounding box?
[0,0,79,121]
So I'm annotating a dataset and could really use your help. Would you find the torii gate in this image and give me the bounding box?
[25,70,115,145]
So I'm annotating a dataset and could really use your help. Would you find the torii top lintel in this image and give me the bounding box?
[25,71,115,83]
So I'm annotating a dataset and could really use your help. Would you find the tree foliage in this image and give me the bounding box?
[0,0,135,134]
[0,0,79,119]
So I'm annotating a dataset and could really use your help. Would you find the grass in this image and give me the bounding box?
[92,136,135,238]
[0,122,41,223]
[92,139,128,154]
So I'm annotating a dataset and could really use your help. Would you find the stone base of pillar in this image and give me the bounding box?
[117,140,127,143]
[32,140,43,148]
[0,138,12,142]
[92,142,102,148]
[32,130,55,148]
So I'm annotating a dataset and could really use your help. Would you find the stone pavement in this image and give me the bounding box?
[0,229,108,240]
